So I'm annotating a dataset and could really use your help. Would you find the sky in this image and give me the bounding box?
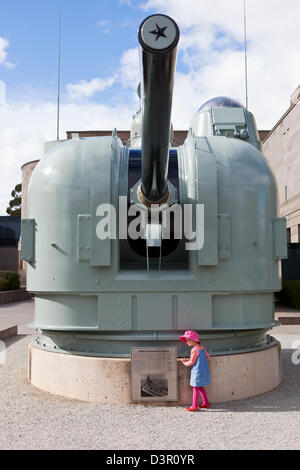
[1,0,300,215]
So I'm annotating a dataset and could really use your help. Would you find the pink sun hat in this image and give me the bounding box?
[180,330,200,344]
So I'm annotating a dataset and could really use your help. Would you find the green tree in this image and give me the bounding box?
[6,183,22,216]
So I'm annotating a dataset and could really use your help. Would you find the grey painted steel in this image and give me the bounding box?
[189,105,262,150]
[139,14,179,52]
[22,15,287,357]
[33,328,278,358]
[21,219,35,264]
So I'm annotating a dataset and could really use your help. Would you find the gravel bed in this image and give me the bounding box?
[0,329,299,450]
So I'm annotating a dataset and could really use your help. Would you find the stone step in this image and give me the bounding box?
[0,325,18,340]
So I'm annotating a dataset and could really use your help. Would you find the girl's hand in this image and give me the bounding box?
[181,358,187,364]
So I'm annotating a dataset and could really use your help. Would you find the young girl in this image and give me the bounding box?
[180,330,211,412]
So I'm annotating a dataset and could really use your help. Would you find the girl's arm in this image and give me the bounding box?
[182,347,199,367]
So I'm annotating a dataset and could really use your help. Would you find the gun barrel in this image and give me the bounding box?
[138,14,179,204]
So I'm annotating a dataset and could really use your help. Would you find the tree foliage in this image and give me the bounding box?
[6,183,22,216]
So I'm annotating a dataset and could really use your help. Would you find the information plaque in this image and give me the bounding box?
[131,347,178,402]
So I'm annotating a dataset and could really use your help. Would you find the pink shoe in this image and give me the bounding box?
[198,403,211,409]
[186,406,198,412]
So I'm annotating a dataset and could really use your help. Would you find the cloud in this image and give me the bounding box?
[2,0,300,213]
[141,0,300,129]
[66,75,118,99]
[0,37,14,68]
[0,100,134,214]
[97,20,112,35]
[65,47,139,100]
[0,44,141,214]
[119,48,139,89]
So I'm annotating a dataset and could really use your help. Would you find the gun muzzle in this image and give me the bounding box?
[138,14,179,205]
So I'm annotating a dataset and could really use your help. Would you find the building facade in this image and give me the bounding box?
[0,216,21,272]
[263,86,300,243]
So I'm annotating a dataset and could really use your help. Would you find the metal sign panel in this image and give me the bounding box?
[212,107,246,126]
[21,218,35,263]
[273,217,288,260]
[90,150,111,266]
[131,347,178,401]
[196,144,218,266]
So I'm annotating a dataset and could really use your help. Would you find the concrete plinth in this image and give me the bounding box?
[28,341,282,405]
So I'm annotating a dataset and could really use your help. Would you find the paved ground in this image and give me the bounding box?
[0,299,35,335]
[0,324,299,450]
[275,303,300,325]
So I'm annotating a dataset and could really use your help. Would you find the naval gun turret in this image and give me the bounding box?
[21,14,287,362]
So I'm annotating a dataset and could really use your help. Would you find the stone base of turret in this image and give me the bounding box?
[28,341,282,405]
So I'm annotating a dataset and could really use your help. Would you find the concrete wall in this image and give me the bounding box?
[19,160,39,284]
[0,287,34,305]
[21,160,39,220]
[263,94,300,243]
